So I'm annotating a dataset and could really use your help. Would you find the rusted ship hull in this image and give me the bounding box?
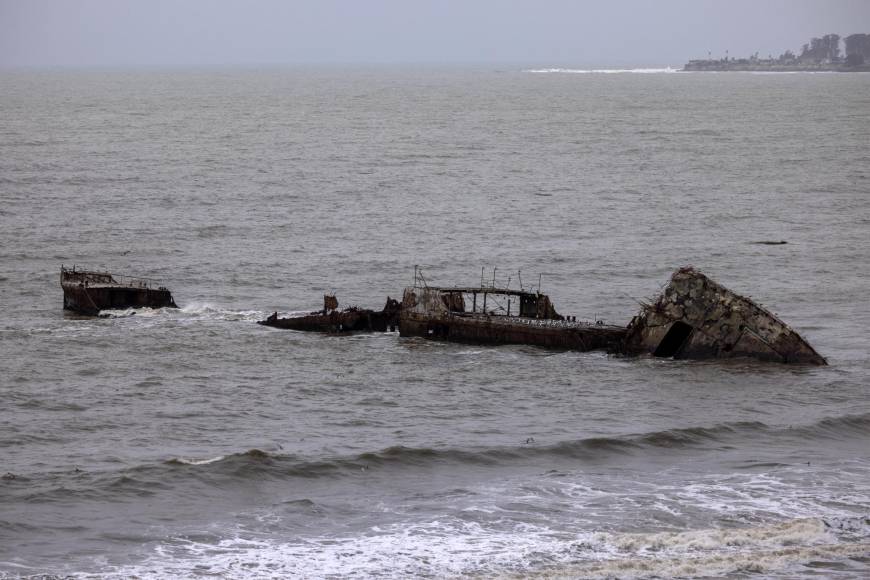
[258,309,398,333]
[63,285,177,316]
[258,297,401,333]
[399,285,625,352]
[61,266,177,316]
[398,270,825,363]
[400,314,625,351]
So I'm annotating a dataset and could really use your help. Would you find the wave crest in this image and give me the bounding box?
[525,67,680,74]
[158,412,870,480]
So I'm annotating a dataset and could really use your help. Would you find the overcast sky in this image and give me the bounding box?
[2,0,869,68]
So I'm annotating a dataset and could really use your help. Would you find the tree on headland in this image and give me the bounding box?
[777,50,796,64]
[845,34,870,59]
[800,34,840,62]
[845,53,865,67]
[826,34,841,61]
[688,32,868,70]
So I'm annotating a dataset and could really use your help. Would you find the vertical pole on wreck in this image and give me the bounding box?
[483,292,487,314]
[472,292,477,313]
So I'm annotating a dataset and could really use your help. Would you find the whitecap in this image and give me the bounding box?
[178,302,268,322]
[169,455,226,466]
[100,515,870,579]
[524,67,681,74]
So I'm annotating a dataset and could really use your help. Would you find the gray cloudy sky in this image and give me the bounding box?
[1,0,869,68]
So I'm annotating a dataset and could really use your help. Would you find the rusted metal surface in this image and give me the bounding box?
[60,265,177,316]
[258,297,401,333]
[399,286,625,351]
[621,267,827,365]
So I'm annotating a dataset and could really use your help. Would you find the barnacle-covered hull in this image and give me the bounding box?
[621,267,826,365]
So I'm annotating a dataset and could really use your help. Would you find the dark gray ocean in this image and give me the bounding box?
[1,66,869,578]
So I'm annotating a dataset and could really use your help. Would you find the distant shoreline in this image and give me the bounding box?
[684,32,870,72]
[682,62,870,73]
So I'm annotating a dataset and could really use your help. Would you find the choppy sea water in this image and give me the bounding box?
[1,66,869,578]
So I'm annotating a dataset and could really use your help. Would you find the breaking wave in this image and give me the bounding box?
[165,455,226,466]
[525,67,681,74]
[101,516,870,579]
[178,303,265,322]
[96,303,267,322]
[98,307,167,318]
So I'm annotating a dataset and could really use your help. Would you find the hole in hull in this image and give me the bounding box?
[654,321,694,357]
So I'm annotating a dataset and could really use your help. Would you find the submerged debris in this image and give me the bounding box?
[258,295,401,333]
[621,267,827,365]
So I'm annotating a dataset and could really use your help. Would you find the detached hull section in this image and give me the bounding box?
[622,267,827,365]
[63,285,177,315]
[61,267,177,316]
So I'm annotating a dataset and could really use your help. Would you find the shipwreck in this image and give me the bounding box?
[621,267,827,365]
[398,270,626,351]
[60,265,178,316]
[258,294,402,333]
[253,266,826,365]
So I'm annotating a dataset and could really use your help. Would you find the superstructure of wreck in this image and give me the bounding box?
[622,267,827,365]
[60,265,177,316]
[399,270,626,351]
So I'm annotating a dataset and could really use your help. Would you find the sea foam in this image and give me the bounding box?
[102,516,870,579]
[524,67,680,74]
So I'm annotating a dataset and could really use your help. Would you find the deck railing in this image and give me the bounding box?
[60,265,169,290]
